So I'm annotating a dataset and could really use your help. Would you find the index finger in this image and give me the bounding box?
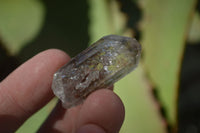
[0,49,70,132]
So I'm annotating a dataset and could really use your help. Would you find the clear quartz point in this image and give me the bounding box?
[52,35,142,109]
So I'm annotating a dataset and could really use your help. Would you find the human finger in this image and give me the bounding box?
[0,49,70,132]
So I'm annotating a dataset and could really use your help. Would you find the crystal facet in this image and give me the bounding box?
[52,35,141,109]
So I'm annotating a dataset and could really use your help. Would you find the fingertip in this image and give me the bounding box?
[39,49,70,61]
[77,89,125,133]
[34,49,70,70]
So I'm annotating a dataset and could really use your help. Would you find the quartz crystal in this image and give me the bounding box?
[52,35,141,109]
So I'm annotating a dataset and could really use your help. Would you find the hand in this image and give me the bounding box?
[0,49,125,133]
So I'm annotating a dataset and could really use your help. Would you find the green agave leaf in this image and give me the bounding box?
[0,0,44,55]
[89,0,165,132]
[141,0,196,125]
[89,0,113,43]
[115,66,166,133]
[88,0,126,43]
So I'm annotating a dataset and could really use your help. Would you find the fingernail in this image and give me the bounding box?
[76,124,106,133]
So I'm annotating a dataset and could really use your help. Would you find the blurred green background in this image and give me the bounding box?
[0,0,200,132]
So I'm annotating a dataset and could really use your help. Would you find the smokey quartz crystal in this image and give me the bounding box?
[52,35,141,109]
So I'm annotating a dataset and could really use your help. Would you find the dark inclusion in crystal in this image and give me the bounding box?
[52,35,142,109]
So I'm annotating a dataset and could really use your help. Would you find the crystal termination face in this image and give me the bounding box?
[52,35,142,109]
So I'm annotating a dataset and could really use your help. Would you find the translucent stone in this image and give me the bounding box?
[52,35,141,109]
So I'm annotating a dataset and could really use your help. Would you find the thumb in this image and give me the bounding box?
[76,89,125,133]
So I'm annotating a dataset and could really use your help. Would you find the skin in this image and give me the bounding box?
[0,49,125,133]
